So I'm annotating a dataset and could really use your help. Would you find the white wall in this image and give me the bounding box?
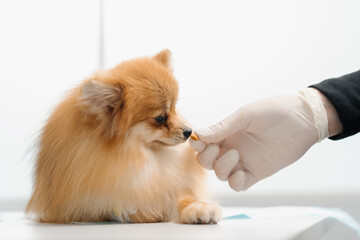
[0,0,359,201]
[0,0,100,199]
[103,0,360,197]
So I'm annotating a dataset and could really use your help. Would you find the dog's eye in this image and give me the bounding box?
[155,115,165,124]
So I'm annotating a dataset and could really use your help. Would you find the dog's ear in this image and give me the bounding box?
[80,80,123,117]
[153,49,171,68]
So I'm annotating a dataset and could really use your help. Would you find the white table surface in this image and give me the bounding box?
[1,207,359,240]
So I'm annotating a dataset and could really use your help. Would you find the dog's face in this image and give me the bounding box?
[79,50,192,146]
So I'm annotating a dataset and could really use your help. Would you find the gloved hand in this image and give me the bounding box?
[190,88,334,191]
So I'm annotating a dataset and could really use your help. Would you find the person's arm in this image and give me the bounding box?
[190,70,360,191]
[311,88,343,137]
[310,70,360,140]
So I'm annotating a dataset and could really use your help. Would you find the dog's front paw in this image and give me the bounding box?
[178,201,222,224]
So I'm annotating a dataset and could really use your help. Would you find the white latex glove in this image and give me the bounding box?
[190,88,332,191]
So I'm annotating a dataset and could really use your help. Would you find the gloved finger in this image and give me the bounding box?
[189,138,206,152]
[196,108,251,143]
[213,149,239,181]
[197,143,220,170]
[228,170,258,191]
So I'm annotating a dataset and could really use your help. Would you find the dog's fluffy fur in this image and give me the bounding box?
[26,50,221,224]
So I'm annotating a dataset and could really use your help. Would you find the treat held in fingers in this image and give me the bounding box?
[191,133,199,141]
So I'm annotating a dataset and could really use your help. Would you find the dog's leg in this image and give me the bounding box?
[176,193,222,224]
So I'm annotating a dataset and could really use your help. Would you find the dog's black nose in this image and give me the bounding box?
[183,127,192,139]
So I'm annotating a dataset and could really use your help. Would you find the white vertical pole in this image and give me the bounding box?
[98,0,104,69]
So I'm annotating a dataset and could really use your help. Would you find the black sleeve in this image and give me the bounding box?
[310,69,360,140]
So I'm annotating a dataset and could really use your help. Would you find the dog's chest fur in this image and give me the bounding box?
[109,143,191,222]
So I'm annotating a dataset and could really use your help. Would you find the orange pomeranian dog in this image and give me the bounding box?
[26,50,222,224]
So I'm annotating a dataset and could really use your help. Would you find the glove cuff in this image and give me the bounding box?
[299,88,329,142]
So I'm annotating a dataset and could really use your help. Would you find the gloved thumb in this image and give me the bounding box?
[196,108,251,143]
